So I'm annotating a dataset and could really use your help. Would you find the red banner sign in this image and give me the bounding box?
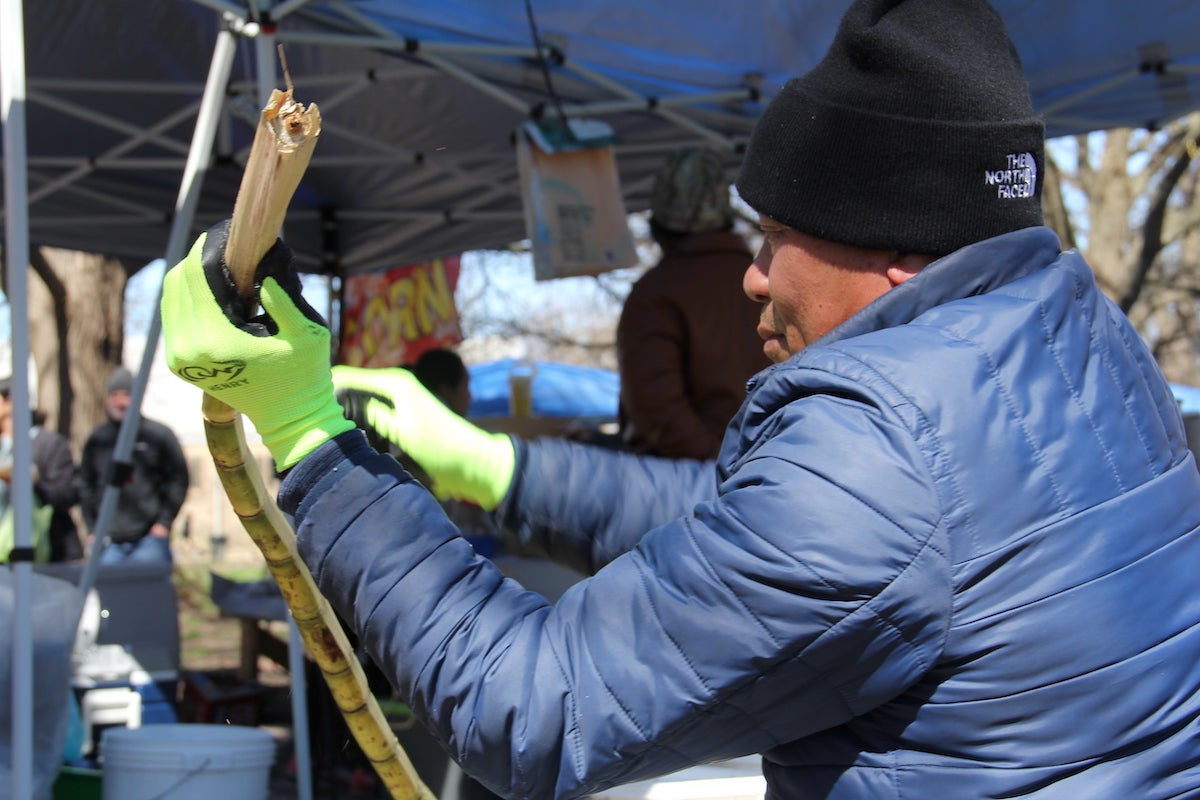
[339,256,463,367]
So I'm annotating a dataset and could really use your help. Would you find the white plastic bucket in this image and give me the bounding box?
[100,723,276,800]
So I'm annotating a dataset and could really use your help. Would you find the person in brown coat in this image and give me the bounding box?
[616,147,768,459]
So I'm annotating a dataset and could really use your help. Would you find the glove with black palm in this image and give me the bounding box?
[160,220,354,470]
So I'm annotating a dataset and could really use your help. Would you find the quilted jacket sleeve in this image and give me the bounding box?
[282,385,952,799]
[495,436,719,574]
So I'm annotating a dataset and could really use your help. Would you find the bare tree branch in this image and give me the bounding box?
[1122,121,1200,310]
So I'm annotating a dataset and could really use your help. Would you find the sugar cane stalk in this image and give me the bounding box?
[204,85,435,800]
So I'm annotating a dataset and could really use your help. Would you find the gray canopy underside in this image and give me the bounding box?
[6,0,1200,277]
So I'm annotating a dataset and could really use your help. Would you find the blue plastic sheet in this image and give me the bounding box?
[468,359,618,420]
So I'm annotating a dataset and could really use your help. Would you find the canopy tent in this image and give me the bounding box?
[6,0,1200,278]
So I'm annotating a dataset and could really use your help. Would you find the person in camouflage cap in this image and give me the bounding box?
[616,146,767,459]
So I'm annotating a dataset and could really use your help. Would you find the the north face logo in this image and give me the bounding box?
[984,152,1037,199]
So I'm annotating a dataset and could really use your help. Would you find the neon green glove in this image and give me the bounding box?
[161,220,354,470]
[332,365,515,509]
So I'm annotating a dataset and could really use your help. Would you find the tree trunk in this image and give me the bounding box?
[1046,114,1200,386]
[1041,155,1076,253]
[26,247,127,450]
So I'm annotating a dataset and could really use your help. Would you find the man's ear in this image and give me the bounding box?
[886,253,934,287]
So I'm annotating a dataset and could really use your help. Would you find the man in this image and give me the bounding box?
[616,147,766,459]
[161,0,1200,797]
[78,366,189,564]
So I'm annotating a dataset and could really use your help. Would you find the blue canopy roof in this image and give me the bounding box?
[6,1,1200,276]
[468,359,618,420]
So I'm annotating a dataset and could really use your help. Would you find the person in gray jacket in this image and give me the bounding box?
[79,366,189,564]
[160,0,1200,797]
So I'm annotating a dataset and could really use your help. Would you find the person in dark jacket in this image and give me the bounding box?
[79,366,189,564]
[0,377,82,562]
[616,147,767,459]
[31,409,83,562]
[161,1,1200,797]
[412,348,473,418]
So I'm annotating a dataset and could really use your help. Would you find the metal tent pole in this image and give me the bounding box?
[2,0,37,797]
[75,21,239,624]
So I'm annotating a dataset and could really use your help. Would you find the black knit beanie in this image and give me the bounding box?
[736,0,1044,256]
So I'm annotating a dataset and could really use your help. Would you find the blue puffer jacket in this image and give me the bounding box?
[281,227,1200,799]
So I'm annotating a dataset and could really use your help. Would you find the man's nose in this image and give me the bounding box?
[743,249,768,303]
